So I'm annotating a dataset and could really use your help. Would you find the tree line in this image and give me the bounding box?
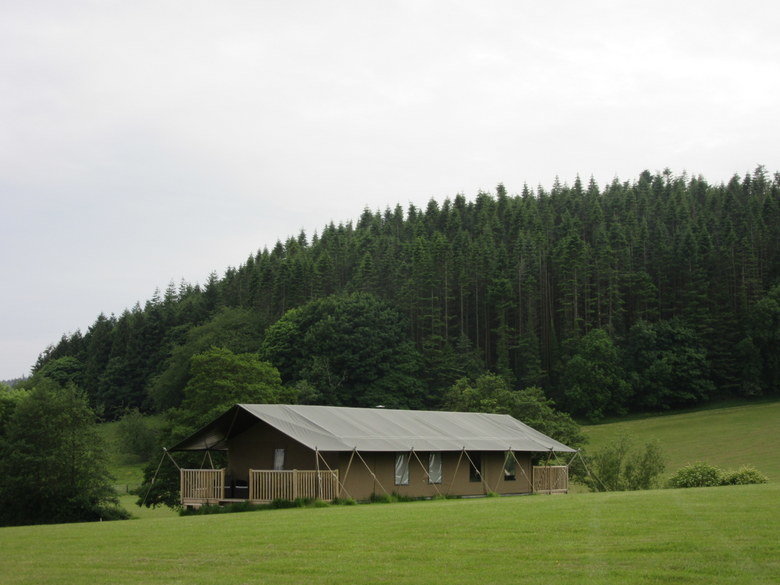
[34,167,780,421]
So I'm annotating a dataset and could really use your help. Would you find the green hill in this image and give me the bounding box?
[0,485,777,584]
[582,400,780,480]
[36,169,780,421]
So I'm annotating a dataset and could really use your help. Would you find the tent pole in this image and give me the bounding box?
[354,449,391,498]
[575,449,608,492]
[493,450,510,493]
[462,449,490,495]
[446,448,466,496]
[315,447,321,499]
[509,449,533,492]
[410,448,442,497]
[316,449,353,500]
[164,447,181,471]
[340,449,357,498]
[141,449,167,508]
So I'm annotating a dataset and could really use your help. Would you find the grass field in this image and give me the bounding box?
[1,484,778,585]
[106,399,779,519]
[582,399,780,481]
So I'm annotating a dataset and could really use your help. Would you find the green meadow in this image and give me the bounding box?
[1,484,778,585]
[103,399,780,520]
[582,399,780,480]
[2,400,779,583]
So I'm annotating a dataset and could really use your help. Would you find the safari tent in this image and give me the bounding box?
[170,404,575,506]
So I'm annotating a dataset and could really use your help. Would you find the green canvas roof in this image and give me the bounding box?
[170,404,576,453]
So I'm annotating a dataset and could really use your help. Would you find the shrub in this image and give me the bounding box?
[116,409,159,462]
[369,493,393,504]
[0,381,125,526]
[269,498,304,509]
[582,437,665,492]
[180,501,270,516]
[722,466,768,485]
[368,492,418,503]
[97,505,133,521]
[623,441,666,490]
[667,463,724,488]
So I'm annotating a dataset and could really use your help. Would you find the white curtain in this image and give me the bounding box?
[395,453,410,485]
[274,448,285,471]
[504,452,516,480]
[428,452,442,484]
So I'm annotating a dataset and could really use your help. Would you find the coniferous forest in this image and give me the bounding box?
[34,168,780,421]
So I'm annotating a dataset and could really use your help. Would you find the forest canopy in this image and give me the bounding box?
[34,168,780,421]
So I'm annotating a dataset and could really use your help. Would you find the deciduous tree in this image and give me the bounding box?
[0,380,127,526]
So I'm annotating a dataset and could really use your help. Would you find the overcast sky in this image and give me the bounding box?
[1,1,778,380]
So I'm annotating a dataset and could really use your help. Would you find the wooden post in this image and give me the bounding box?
[315,448,322,500]
[293,469,298,500]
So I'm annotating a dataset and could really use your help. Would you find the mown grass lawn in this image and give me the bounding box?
[1,483,777,585]
[583,399,780,480]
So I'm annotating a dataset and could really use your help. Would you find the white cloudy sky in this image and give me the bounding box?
[1,0,778,380]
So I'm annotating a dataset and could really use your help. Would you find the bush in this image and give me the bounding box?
[623,441,665,490]
[180,498,331,516]
[582,437,665,492]
[368,493,393,504]
[116,409,159,462]
[721,466,768,486]
[269,498,300,509]
[0,380,126,526]
[180,501,269,516]
[667,463,724,488]
[368,492,418,504]
[96,505,133,521]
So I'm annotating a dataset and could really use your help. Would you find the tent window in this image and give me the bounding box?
[395,453,410,485]
[428,452,442,484]
[274,448,285,471]
[504,453,516,481]
[468,452,482,482]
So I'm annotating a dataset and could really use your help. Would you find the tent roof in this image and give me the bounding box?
[170,404,576,453]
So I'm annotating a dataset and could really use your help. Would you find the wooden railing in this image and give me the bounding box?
[249,469,340,502]
[532,465,568,494]
[181,468,225,504]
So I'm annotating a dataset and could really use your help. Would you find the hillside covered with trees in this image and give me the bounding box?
[32,168,780,421]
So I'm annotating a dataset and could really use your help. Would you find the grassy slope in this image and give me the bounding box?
[0,484,778,585]
[96,419,178,519]
[582,400,780,480]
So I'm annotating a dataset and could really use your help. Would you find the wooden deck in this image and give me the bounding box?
[249,469,339,502]
[181,465,567,506]
[532,465,569,494]
[181,469,339,507]
[181,468,225,505]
